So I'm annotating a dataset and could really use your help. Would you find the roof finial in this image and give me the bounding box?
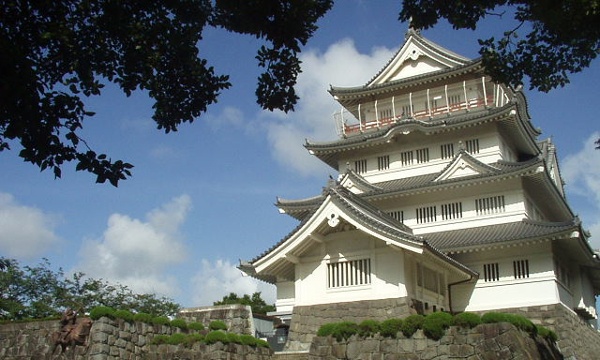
[406,17,421,39]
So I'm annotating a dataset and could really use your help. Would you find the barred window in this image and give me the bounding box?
[378,155,390,170]
[354,159,367,174]
[440,143,454,159]
[401,151,413,166]
[475,195,505,215]
[416,206,437,224]
[401,104,412,117]
[465,139,480,154]
[448,94,461,106]
[441,202,463,220]
[327,259,371,288]
[416,148,430,164]
[379,108,393,120]
[483,263,500,282]
[388,210,404,223]
[513,259,529,279]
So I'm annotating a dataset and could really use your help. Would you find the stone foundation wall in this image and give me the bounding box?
[286,297,414,351]
[308,323,563,360]
[179,304,254,335]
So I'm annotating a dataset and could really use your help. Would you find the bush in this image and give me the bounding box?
[422,312,453,340]
[226,332,240,343]
[453,312,481,328]
[151,316,171,326]
[188,322,205,331]
[481,312,535,334]
[89,306,116,320]
[255,338,270,348]
[358,319,380,337]
[401,315,424,338]
[239,334,258,346]
[167,333,188,345]
[151,334,170,345]
[209,320,227,331]
[332,321,359,342]
[481,312,510,324]
[170,318,188,330]
[205,330,229,344]
[380,318,403,338]
[317,322,338,337]
[133,312,153,323]
[114,309,135,322]
[536,325,558,342]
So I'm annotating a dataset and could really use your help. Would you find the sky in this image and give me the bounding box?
[1,1,599,309]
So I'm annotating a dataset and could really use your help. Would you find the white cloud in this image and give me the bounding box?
[0,193,61,258]
[189,259,275,307]
[562,132,600,248]
[76,195,192,297]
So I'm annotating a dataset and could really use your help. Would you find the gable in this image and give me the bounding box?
[434,151,498,182]
[367,32,471,87]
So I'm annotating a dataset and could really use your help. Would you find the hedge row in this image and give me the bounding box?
[317,312,557,342]
[89,306,211,331]
[151,330,270,348]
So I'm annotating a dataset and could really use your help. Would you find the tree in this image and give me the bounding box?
[0,0,333,186]
[0,257,180,320]
[213,292,275,315]
[400,0,600,93]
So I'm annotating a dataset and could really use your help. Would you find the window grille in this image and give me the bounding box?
[416,206,437,224]
[513,259,529,279]
[377,155,390,171]
[448,94,461,106]
[401,105,412,117]
[440,143,454,159]
[441,202,463,220]
[475,195,505,215]
[327,258,371,288]
[483,263,500,282]
[354,159,367,174]
[416,148,430,163]
[465,139,480,154]
[401,151,413,166]
[388,210,404,223]
[379,108,393,120]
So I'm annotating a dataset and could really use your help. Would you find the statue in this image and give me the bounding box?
[51,309,93,357]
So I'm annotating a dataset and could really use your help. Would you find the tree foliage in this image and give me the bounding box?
[400,0,600,92]
[0,257,180,320]
[0,0,333,186]
[213,292,275,315]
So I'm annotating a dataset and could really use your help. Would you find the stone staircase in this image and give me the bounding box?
[272,351,310,360]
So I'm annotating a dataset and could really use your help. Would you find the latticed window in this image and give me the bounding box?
[441,202,462,220]
[475,195,505,215]
[416,206,437,224]
[354,159,367,174]
[401,151,413,166]
[465,139,480,154]
[379,108,393,120]
[483,263,500,282]
[440,143,454,159]
[377,155,390,170]
[448,94,461,106]
[416,148,430,163]
[388,210,404,223]
[513,259,529,279]
[327,258,371,288]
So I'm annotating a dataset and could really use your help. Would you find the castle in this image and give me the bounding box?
[240,29,600,351]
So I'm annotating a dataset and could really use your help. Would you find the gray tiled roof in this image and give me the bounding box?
[425,219,579,252]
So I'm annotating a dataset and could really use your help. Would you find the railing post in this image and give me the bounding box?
[444,84,449,113]
[482,77,488,106]
[462,81,468,109]
[358,103,362,132]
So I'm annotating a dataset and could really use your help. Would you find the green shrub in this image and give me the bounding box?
[170,318,188,330]
[536,325,558,342]
[422,312,453,340]
[186,333,205,345]
[481,312,535,333]
[209,320,227,331]
[226,332,241,343]
[188,322,205,331]
[205,330,229,344]
[255,338,270,348]
[380,318,403,338]
[151,334,170,345]
[401,315,424,338]
[453,312,481,328]
[167,333,188,345]
[89,306,116,320]
[133,312,153,323]
[358,319,380,337]
[317,322,338,337]
[481,312,510,324]
[239,334,258,346]
[151,316,171,326]
[114,309,135,322]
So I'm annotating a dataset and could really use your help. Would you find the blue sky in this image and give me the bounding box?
[1,1,599,308]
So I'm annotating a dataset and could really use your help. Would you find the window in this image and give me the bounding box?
[401,151,413,166]
[327,258,371,288]
[513,259,529,279]
[554,260,570,287]
[379,108,393,120]
[440,143,454,159]
[354,159,367,174]
[416,206,437,224]
[441,202,463,220]
[483,263,500,282]
[416,148,430,164]
[475,195,505,215]
[389,210,404,223]
[448,94,461,106]
[465,139,480,154]
[401,104,412,117]
[377,155,390,170]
